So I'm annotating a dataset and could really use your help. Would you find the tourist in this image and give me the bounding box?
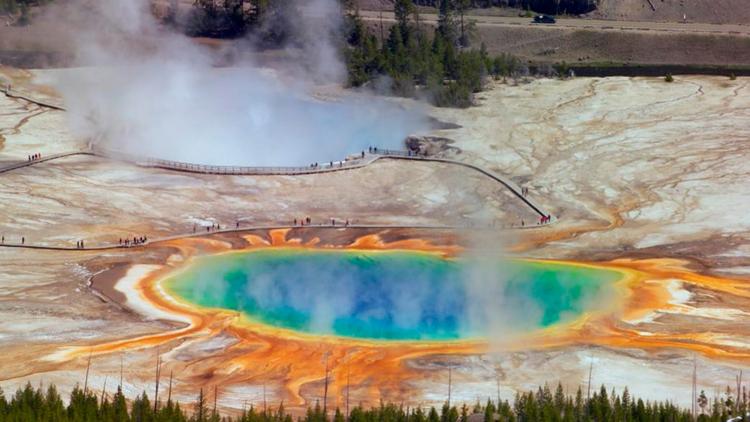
[21,237,24,245]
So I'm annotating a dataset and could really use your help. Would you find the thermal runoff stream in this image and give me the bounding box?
[164,250,623,341]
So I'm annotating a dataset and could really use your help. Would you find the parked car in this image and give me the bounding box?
[533,14,556,24]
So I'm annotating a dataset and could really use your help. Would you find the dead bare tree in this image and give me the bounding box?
[586,356,593,400]
[213,385,218,419]
[736,370,743,414]
[167,370,174,404]
[323,353,330,417]
[101,376,108,404]
[692,356,697,418]
[119,354,124,390]
[154,350,162,413]
[448,365,453,407]
[346,366,351,420]
[83,351,93,395]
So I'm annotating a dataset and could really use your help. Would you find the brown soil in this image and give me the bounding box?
[363,19,750,66]
[483,26,750,66]
[591,0,750,25]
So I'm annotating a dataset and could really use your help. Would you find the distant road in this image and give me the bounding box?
[358,10,750,37]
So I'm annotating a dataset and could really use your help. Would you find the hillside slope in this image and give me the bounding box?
[590,0,750,24]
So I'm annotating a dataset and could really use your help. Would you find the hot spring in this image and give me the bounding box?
[164,250,623,341]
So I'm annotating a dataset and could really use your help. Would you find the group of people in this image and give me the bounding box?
[119,236,147,247]
[308,161,346,169]
[27,153,42,162]
[192,222,233,234]
[521,187,530,196]
[293,217,350,227]
[294,217,313,226]
[75,240,85,249]
[539,215,552,224]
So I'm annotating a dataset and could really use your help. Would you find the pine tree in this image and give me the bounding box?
[393,0,414,38]
[112,386,129,422]
[437,0,457,46]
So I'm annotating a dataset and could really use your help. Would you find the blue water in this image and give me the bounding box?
[165,249,621,341]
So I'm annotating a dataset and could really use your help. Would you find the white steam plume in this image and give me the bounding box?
[44,0,430,166]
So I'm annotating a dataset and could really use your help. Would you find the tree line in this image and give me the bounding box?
[0,380,747,422]
[178,0,299,41]
[343,0,524,107]
[0,0,49,24]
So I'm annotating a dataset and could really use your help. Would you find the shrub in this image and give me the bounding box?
[665,73,674,83]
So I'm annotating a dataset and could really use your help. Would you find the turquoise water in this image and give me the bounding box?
[165,250,622,341]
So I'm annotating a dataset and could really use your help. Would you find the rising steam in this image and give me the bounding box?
[43,0,430,166]
[171,246,620,343]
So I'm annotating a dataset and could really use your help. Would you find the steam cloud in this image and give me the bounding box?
[43,0,430,166]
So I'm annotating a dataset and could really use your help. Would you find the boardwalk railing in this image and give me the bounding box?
[0,143,554,222]
[0,151,93,174]
[372,150,553,220]
[97,147,375,176]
